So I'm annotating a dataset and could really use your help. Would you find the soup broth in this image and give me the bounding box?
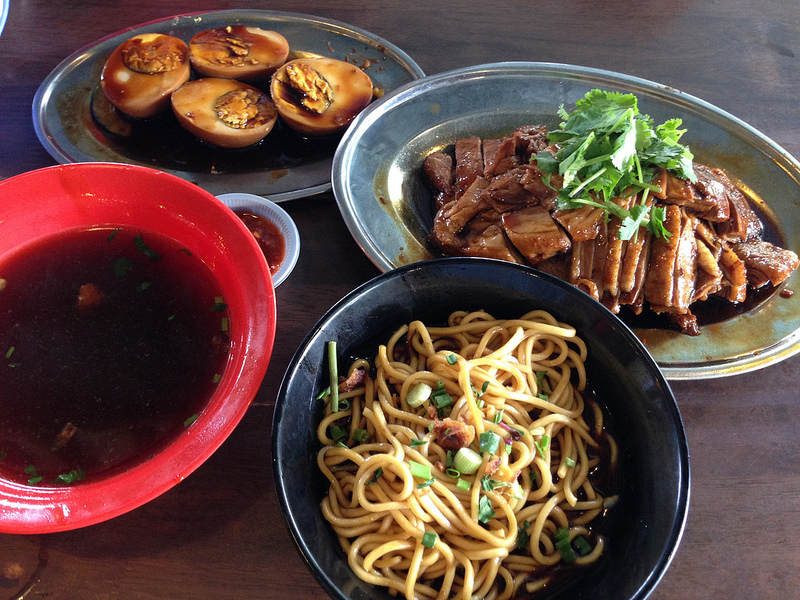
[0,226,230,485]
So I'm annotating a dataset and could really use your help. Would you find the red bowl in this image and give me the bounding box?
[0,163,276,533]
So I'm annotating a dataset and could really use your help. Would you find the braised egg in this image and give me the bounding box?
[171,78,278,148]
[270,57,373,136]
[189,26,289,82]
[101,33,191,119]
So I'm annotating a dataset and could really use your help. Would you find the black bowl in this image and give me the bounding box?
[273,257,690,600]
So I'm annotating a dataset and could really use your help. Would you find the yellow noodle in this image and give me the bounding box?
[316,310,617,599]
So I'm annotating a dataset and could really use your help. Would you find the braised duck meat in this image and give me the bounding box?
[425,126,799,335]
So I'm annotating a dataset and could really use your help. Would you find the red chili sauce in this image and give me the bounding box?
[235,210,285,276]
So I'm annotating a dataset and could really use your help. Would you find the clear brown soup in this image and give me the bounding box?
[0,226,230,486]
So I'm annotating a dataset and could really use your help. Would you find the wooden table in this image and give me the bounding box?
[2,1,800,598]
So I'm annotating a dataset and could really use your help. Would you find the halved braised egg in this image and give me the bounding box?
[189,26,289,82]
[101,33,191,119]
[270,57,373,136]
[170,78,278,148]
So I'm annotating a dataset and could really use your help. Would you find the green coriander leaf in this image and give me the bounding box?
[133,235,161,261]
[53,468,86,485]
[478,495,496,523]
[517,520,531,550]
[210,301,228,313]
[113,256,133,278]
[367,467,383,486]
[479,431,501,455]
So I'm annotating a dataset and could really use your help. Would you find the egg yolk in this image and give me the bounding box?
[101,33,191,119]
[189,26,290,82]
[271,57,374,136]
[171,78,278,148]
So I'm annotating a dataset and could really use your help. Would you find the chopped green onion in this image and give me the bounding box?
[410,438,427,448]
[456,478,471,492]
[417,477,435,489]
[445,467,460,478]
[327,341,339,413]
[5,347,14,359]
[492,410,503,424]
[316,386,330,400]
[446,353,458,365]
[367,467,383,485]
[406,382,432,407]
[183,413,199,427]
[556,537,577,563]
[565,457,576,468]
[178,248,193,256]
[573,535,592,556]
[220,317,229,332]
[534,435,550,458]
[479,431,501,455]
[329,425,348,442]
[421,531,438,548]
[517,520,531,549]
[106,229,120,242]
[212,373,222,383]
[446,450,455,468]
[136,281,153,293]
[430,382,453,417]
[453,447,482,474]
[554,526,569,542]
[353,429,370,444]
[409,460,432,480]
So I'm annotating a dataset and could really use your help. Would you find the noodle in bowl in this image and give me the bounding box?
[317,310,615,599]
[273,258,689,600]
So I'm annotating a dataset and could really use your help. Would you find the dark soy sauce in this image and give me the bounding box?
[0,227,230,485]
[89,86,340,174]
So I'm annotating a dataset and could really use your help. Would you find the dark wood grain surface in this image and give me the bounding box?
[2,1,800,598]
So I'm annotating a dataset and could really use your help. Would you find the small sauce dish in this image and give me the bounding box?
[217,192,300,287]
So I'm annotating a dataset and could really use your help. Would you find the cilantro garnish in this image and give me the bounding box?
[133,235,161,261]
[477,495,496,523]
[53,468,86,485]
[479,431,501,455]
[366,467,383,486]
[536,89,696,240]
[481,475,513,492]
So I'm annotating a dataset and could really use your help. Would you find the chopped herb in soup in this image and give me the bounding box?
[0,226,230,486]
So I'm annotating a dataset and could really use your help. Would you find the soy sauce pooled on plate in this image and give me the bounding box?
[0,226,230,486]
